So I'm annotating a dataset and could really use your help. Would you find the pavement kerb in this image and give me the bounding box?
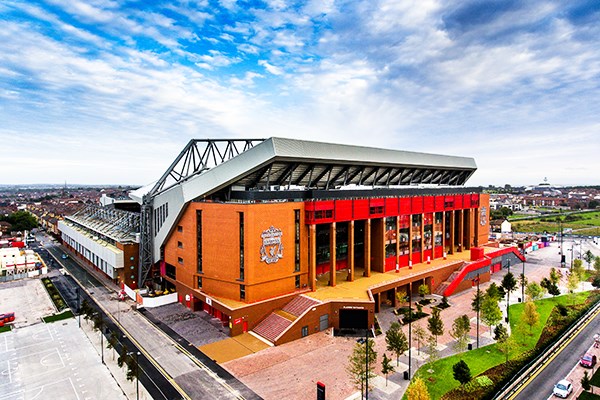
[505,300,600,400]
[52,251,192,400]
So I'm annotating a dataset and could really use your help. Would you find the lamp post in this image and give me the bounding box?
[76,287,80,328]
[505,260,510,324]
[473,274,480,349]
[127,351,141,400]
[365,328,369,400]
[521,249,526,302]
[559,219,565,267]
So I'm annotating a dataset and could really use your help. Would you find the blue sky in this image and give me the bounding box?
[1,0,599,187]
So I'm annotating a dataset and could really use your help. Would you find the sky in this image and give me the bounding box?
[1,0,600,187]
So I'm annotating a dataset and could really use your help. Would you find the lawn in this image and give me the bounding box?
[579,392,600,400]
[42,310,74,323]
[509,210,600,234]
[0,325,11,333]
[406,292,593,399]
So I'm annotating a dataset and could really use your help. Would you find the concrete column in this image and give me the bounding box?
[309,224,316,291]
[420,213,425,262]
[329,222,336,287]
[364,219,371,277]
[348,220,355,282]
[474,208,480,246]
[441,211,446,254]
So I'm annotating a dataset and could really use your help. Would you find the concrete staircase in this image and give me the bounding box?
[252,295,321,344]
[435,267,465,296]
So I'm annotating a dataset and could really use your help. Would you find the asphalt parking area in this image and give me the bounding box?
[0,279,55,327]
[0,318,126,400]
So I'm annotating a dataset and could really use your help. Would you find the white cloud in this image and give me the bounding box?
[258,60,283,75]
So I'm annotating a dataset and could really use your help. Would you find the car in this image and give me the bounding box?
[61,254,69,259]
[580,353,597,368]
[553,379,573,398]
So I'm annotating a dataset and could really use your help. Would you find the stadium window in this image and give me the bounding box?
[177,241,183,249]
[196,276,202,289]
[197,210,203,274]
[240,284,246,301]
[177,225,183,232]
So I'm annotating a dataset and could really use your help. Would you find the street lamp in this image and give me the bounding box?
[472,274,480,349]
[94,312,105,365]
[408,282,412,380]
[521,249,526,302]
[127,351,141,400]
[505,260,511,324]
[76,287,81,328]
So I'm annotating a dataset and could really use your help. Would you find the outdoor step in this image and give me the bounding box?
[282,295,320,317]
[252,313,293,343]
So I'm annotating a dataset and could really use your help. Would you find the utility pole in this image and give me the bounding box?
[408,282,412,380]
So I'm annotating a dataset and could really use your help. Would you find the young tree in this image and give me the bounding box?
[126,355,138,381]
[541,277,561,297]
[584,250,595,270]
[549,268,561,286]
[494,324,508,342]
[501,272,518,315]
[396,289,408,307]
[525,282,545,301]
[472,288,483,346]
[385,322,409,366]
[567,272,580,303]
[381,353,394,386]
[347,338,377,396]
[452,360,472,385]
[450,315,471,354]
[497,334,517,363]
[521,301,540,333]
[573,259,585,283]
[427,308,444,345]
[481,294,502,338]
[486,282,502,302]
[426,335,440,364]
[406,377,431,400]
[594,256,600,275]
[118,344,129,368]
[418,283,430,298]
[581,370,592,393]
[413,325,428,355]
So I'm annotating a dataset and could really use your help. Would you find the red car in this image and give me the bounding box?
[580,353,597,368]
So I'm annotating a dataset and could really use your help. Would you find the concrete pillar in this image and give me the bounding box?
[474,208,480,246]
[364,219,371,277]
[329,222,336,287]
[395,217,400,270]
[348,220,355,281]
[441,211,446,255]
[309,224,316,291]
[449,211,455,255]
[420,213,425,262]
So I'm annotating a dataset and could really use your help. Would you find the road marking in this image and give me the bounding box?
[508,305,600,399]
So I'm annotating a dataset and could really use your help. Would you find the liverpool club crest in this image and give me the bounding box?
[480,206,488,226]
[260,226,284,264]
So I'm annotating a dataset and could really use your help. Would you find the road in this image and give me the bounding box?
[39,236,260,400]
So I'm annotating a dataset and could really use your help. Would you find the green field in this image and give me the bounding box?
[510,211,600,235]
[42,310,74,323]
[406,292,592,399]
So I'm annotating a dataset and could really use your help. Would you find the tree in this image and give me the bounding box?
[584,250,595,270]
[521,301,539,333]
[381,354,394,386]
[486,282,502,302]
[406,377,431,400]
[567,272,580,302]
[427,308,444,345]
[413,325,428,355]
[118,344,129,368]
[347,338,377,396]
[472,287,483,345]
[418,283,430,298]
[452,360,471,385]
[481,294,502,338]
[494,324,508,342]
[107,331,119,360]
[594,256,600,275]
[426,334,440,364]
[582,370,592,393]
[126,355,138,381]
[573,259,585,282]
[496,334,517,363]
[549,268,561,286]
[385,322,408,366]
[3,211,38,232]
[541,277,560,297]
[396,289,408,307]
[519,273,528,297]
[450,315,471,354]
[501,272,518,316]
[525,282,545,301]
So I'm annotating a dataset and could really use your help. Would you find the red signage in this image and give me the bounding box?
[234,317,243,325]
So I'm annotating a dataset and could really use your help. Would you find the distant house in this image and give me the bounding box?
[0,221,11,234]
[501,220,512,233]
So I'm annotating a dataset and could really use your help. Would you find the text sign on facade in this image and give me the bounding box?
[260,226,284,264]
[480,206,487,226]
[206,297,212,306]
[233,317,243,325]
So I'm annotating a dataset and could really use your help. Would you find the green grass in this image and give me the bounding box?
[42,310,74,323]
[0,325,11,333]
[509,210,600,234]
[406,292,592,399]
[579,392,600,400]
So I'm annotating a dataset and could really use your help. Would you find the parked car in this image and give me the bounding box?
[553,379,572,398]
[61,254,69,259]
[580,353,597,368]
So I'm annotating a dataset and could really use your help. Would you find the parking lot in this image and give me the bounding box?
[0,277,126,400]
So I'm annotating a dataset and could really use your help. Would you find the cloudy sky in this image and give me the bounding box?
[1,0,599,187]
